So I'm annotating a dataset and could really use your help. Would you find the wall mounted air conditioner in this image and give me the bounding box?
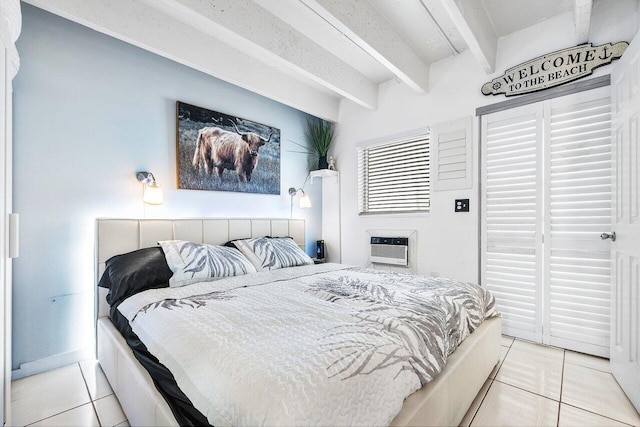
[370,237,409,266]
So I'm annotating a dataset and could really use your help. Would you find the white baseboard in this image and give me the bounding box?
[11,347,93,380]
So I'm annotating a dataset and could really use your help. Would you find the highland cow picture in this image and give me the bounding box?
[177,101,281,194]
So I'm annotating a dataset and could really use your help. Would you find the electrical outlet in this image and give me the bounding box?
[455,199,469,212]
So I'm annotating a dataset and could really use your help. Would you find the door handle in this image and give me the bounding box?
[600,231,616,242]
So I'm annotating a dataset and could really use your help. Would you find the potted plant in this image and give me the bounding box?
[305,117,335,170]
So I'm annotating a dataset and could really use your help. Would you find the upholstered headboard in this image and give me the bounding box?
[95,218,306,318]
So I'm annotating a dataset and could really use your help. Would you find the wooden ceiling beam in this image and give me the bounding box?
[300,0,431,93]
[146,0,378,110]
[574,0,593,44]
[437,0,497,73]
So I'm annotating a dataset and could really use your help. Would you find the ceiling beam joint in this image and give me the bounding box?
[438,0,497,74]
[574,0,593,44]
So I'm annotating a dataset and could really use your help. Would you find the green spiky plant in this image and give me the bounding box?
[305,117,335,157]
[305,117,335,169]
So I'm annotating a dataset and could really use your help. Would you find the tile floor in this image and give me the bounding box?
[11,360,128,426]
[9,337,640,426]
[461,336,640,427]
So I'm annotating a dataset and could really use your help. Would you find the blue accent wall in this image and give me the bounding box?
[12,4,321,372]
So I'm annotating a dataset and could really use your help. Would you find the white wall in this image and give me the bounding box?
[12,4,321,374]
[333,0,639,283]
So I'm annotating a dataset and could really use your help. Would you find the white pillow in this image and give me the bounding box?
[159,240,257,287]
[231,237,314,271]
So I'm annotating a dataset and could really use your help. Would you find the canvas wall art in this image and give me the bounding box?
[177,101,281,194]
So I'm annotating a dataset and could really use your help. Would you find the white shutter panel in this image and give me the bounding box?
[358,134,430,214]
[481,104,543,341]
[545,87,612,357]
[431,117,473,190]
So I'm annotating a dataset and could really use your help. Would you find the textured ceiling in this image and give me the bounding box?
[26,0,628,121]
[480,0,575,37]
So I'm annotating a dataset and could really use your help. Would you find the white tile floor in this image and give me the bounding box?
[9,337,640,426]
[461,336,640,427]
[11,360,128,427]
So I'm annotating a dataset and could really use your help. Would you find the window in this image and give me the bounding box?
[358,133,430,214]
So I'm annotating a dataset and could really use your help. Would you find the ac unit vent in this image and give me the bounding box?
[370,237,408,266]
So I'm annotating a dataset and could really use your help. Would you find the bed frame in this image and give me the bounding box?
[95,218,501,426]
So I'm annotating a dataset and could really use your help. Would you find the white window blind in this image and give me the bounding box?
[481,86,612,357]
[358,134,430,214]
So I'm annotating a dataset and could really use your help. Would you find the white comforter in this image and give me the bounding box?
[118,264,497,426]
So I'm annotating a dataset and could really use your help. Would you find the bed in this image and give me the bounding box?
[95,218,501,426]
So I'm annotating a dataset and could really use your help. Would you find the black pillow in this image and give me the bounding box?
[224,236,280,248]
[98,246,173,308]
[224,240,240,249]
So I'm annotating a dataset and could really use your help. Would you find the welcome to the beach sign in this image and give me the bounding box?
[481,41,628,97]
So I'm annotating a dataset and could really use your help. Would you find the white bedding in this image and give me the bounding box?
[118,264,498,426]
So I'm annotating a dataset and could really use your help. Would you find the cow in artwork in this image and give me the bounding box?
[192,120,273,183]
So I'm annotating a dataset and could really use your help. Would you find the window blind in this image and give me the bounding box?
[358,135,430,214]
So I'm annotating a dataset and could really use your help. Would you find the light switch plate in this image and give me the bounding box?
[455,199,469,212]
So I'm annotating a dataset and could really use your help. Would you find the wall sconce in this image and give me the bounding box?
[288,187,311,217]
[136,171,164,205]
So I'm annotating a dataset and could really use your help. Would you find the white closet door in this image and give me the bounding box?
[544,87,612,357]
[482,88,613,354]
[481,103,544,342]
[610,30,640,410]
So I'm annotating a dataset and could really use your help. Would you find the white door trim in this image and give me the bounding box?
[0,1,21,425]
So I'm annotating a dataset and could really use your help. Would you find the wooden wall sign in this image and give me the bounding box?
[482,42,628,97]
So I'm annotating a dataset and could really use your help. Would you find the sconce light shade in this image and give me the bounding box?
[299,193,312,209]
[143,181,163,205]
[137,171,164,205]
[288,186,311,217]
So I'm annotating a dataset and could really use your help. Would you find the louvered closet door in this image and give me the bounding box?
[544,86,612,357]
[481,104,544,342]
[481,87,613,354]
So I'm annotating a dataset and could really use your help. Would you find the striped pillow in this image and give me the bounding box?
[159,240,257,287]
[231,237,314,271]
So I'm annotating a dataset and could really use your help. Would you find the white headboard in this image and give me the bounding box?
[96,218,306,318]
